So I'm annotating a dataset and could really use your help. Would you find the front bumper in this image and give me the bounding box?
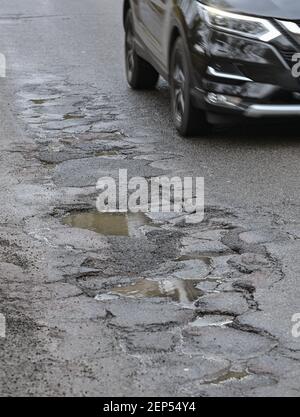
[245,104,300,117]
[200,89,300,118]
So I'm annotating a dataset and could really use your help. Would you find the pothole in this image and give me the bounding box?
[30,98,58,105]
[177,255,212,267]
[97,278,204,305]
[94,150,120,157]
[63,113,85,120]
[205,370,249,385]
[62,210,150,237]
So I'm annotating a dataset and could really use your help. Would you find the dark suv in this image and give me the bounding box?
[123,0,300,136]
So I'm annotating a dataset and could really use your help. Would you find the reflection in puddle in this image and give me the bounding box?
[62,211,149,237]
[109,278,203,305]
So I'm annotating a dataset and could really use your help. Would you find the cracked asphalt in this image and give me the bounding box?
[0,0,300,397]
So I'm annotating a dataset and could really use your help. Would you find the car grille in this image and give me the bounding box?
[280,49,297,68]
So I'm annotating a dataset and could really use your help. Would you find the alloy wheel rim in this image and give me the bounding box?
[172,55,185,124]
[126,27,135,81]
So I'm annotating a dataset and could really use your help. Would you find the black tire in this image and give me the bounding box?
[170,37,209,136]
[125,11,159,90]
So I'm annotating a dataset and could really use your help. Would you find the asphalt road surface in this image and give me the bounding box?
[0,0,299,397]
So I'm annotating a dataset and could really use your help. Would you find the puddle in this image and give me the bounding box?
[195,276,224,293]
[207,370,249,385]
[62,211,150,237]
[30,98,57,105]
[177,255,212,267]
[63,113,85,120]
[94,150,119,157]
[190,315,234,328]
[108,278,203,305]
[95,293,119,302]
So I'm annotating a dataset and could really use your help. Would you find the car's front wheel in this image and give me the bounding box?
[170,38,209,137]
[125,11,159,90]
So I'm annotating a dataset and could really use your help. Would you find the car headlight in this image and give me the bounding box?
[199,4,281,42]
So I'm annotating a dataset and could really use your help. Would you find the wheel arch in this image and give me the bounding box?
[123,0,131,27]
[167,14,194,85]
[168,23,193,82]
[168,26,181,73]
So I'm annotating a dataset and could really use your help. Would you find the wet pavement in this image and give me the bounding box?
[0,0,299,397]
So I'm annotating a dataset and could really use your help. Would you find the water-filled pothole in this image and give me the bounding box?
[94,150,119,157]
[107,278,203,305]
[63,113,85,120]
[30,98,57,105]
[177,254,212,264]
[206,370,249,385]
[62,211,150,237]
